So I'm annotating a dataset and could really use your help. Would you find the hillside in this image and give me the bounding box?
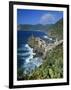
[48,18,63,40]
[30,43,63,79]
[17,24,53,31]
[17,24,45,31]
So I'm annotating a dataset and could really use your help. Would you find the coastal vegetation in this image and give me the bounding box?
[27,43,63,79]
[17,43,63,80]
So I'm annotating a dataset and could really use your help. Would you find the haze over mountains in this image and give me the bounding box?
[17,18,63,40]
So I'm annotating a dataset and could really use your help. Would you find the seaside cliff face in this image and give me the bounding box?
[28,36,47,58]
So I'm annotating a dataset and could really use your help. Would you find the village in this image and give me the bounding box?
[28,34,63,59]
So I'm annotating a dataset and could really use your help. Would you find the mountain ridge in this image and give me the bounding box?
[17,18,63,40]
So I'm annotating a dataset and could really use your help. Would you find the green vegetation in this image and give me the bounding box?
[48,18,63,40]
[27,43,63,79]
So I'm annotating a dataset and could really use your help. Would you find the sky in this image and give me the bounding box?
[17,9,63,25]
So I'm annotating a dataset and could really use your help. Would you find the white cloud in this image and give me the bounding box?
[40,13,55,24]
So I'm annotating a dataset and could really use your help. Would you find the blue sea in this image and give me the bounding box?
[17,30,48,46]
[17,30,48,76]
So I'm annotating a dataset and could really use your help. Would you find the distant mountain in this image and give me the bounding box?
[17,24,53,31]
[18,18,63,40]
